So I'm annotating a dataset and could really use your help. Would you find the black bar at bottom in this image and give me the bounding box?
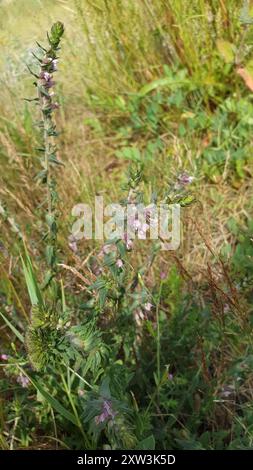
[0,450,250,467]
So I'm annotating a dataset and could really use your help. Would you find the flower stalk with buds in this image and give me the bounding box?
[29,22,64,287]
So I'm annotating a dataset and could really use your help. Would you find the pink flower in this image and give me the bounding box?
[123,232,133,250]
[0,354,9,361]
[144,302,152,312]
[177,173,194,185]
[126,238,133,250]
[42,57,53,65]
[17,374,29,388]
[51,102,60,110]
[68,234,78,253]
[52,59,58,71]
[45,79,56,89]
[40,71,52,81]
[116,259,123,268]
[129,217,149,238]
[39,71,55,88]
[101,244,115,255]
[42,57,58,72]
[95,400,116,425]
[160,271,167,280]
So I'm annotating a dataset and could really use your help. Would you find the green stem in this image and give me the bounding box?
[44,114,52,216]
[156,282,162,384]
[60,372,91,448]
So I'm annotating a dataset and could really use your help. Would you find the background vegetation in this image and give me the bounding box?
[0,0,253,450]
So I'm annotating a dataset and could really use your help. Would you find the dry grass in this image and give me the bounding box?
[0,0,251,288]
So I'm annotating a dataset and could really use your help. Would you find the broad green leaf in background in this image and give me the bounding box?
[136,434,156,450]
[139,77,188,96]
[115,146,141,162]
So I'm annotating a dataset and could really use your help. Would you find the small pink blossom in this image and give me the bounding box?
[68,234,78,253]
[102,245,111,254]
[125,238,133,250]
[40,71,52,81]
[0,354,9,361]
[177,173,194,186]
[40,71,55,88]
[123,232,133,250]
[42,57,53,65]
[95,399,116,425]
[116,259,123,268]
[17,374,29,388]
[45,80,56,89]
[144,302,152,312]
[129,218,149,238]
[52,59,58,71]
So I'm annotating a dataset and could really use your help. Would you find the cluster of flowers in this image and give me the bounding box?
[39,57,59,112]
[95,399,116,425]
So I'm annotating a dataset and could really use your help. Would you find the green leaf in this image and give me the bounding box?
[115,146,141,162]
[179,194,195,207]
[27,375,78,427]
[240,3,253,25]
[0,311,25,343]
[45,245,56,268]
[41,270,54,289]
[136,434,155,450]
[245,58,253,74]
[99,287,108,309]
[139,77,188,96]
[21,252,44,307]
[216,39,235,63]
[235,159,245,179]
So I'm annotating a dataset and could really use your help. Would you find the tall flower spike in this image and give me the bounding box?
[30,22,64,288]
